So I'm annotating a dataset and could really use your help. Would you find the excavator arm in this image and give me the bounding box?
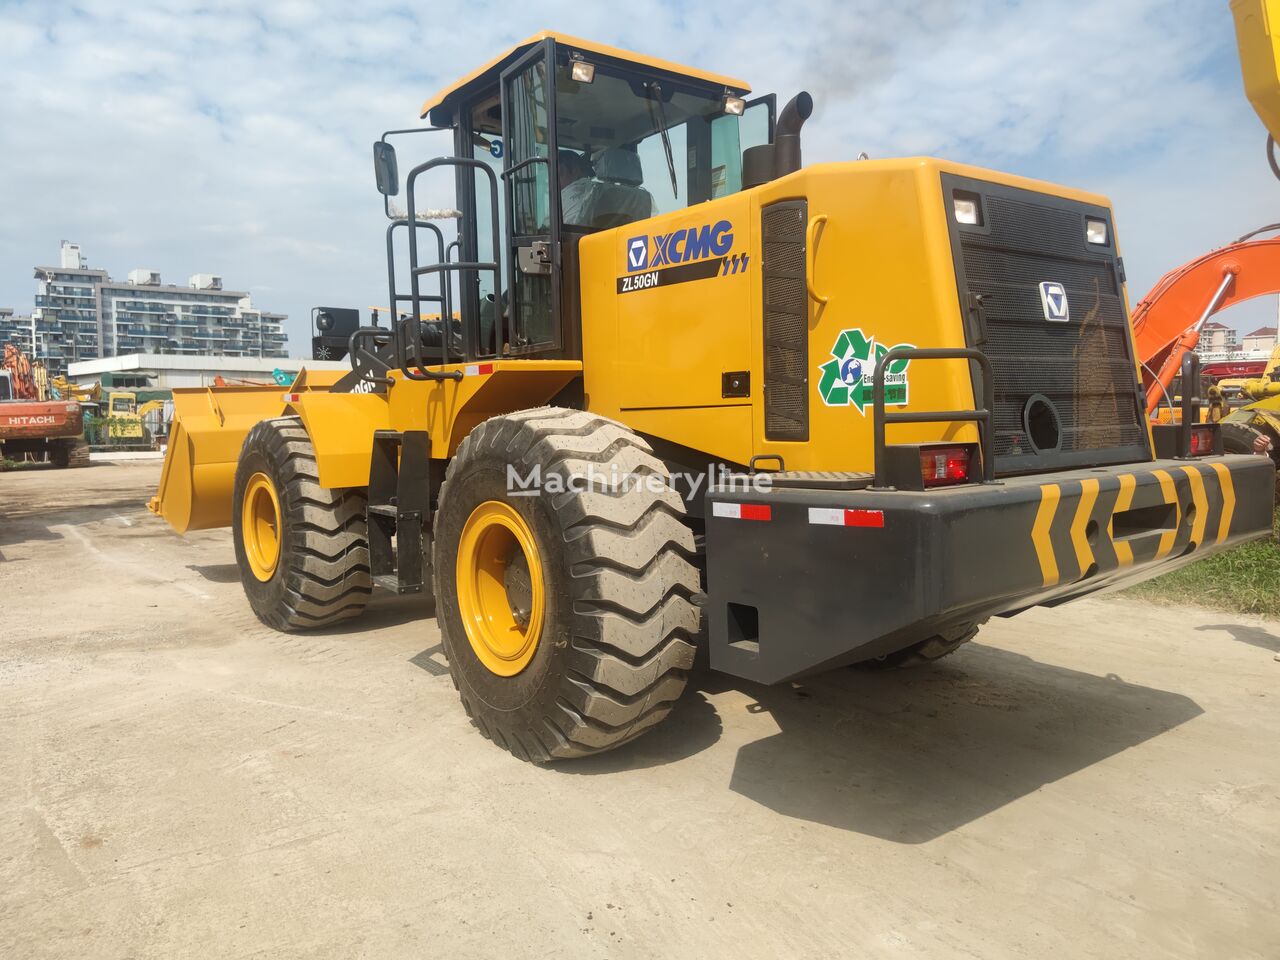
[1132,238,1280,413]
[1134,2,1280,414]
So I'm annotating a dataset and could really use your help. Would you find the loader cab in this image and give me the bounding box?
[374,32,772,370]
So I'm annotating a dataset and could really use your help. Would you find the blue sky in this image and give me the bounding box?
[0,0,1274,353]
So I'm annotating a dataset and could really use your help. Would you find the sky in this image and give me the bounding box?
[0,0,1275,354]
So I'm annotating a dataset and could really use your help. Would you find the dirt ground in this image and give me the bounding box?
[2,460,1277,959]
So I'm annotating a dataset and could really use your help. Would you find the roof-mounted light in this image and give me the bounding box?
[570,57,595,84]
[723,95,746,116]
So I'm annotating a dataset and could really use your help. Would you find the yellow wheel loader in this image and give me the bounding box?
[150,31,1275,762]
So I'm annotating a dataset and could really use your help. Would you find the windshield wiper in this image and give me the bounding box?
[647,82,678,199]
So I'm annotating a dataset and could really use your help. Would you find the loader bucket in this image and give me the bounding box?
[148,369,346,533]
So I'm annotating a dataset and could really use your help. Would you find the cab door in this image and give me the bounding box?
[500,39,562,355]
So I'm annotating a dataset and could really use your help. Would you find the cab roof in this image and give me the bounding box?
[419,30,751,120]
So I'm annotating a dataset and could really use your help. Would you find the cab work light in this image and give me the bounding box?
[1086,217,1109,245]
[723,95,746,116]
[919,445,974,487]
[570,59,595,83]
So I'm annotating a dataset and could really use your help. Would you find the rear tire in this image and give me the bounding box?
[855,623,980,670]
[1221,420,1280,498]
[232,417,372,631]
[434,407,701,762]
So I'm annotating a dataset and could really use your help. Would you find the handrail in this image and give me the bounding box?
[347,326,395,386]
[872,347,996,488]
[401,155,502,382]
[501,154,549,180]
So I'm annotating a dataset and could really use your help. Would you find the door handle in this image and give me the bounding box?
[806,214,828,305]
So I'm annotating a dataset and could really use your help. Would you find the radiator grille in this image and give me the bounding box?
[761,200,809,441]
[944,176,1148,474]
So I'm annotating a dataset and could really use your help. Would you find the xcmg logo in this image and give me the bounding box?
[626,219,734,272]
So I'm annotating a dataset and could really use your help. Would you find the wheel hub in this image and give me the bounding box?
[455,500,545,677]
[242,471,281,582]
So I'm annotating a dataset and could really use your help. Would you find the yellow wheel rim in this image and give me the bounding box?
[242,471,282,582]
[455,500,545,677]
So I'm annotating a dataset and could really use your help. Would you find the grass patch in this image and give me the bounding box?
[1125,508,1280,618]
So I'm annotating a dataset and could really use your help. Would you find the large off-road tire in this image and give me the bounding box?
[1221,420,1280,498]
[855,623,980,670]
[434,407,701,762]
[1221,420,1266,455]
[232,417,372,631]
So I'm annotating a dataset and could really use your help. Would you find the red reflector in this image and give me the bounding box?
[477,363,494,375]
[845,508,885,528]
[740,503,772,522]
[919,445,972,488]
[1189,426,1214,456]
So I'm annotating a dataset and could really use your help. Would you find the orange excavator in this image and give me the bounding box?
[1132,1,1280,467]
[1132,230,1280,417]
[0,343,90,468]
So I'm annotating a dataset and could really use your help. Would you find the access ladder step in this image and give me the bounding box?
[366,429,432,595]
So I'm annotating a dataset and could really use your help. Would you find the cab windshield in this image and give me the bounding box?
[553,58,758,230]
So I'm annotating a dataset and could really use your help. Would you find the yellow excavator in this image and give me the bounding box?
[149,31,1274,762]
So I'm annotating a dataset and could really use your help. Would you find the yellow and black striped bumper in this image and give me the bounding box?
[1028,458,1269,588]
[703,454,1274,684]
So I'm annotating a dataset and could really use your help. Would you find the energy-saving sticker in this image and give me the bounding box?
[817,328,914,413]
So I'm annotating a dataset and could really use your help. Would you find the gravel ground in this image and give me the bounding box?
[2,460,1277,959]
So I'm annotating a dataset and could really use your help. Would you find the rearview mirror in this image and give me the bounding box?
[373,141,399,196]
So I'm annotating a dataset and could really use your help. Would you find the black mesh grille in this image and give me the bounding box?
[944,176,1148,474]
[761,200,809,441]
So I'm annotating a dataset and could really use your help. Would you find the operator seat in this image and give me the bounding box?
[578,147,655,229]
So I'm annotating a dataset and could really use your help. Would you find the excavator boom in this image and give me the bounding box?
[1133,238,1280,413]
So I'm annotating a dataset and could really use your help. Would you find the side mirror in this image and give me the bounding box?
[373,141,399,196]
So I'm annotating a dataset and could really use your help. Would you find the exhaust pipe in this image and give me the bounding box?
[774,91,814,178]
[742,91,813,188]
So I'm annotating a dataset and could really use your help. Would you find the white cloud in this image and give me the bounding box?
[0,0,1274,350]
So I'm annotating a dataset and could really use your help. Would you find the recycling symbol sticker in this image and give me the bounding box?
[817,327,914,413]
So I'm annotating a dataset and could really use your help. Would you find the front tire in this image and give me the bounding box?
[434,408,701,762]
[232,417,372,631]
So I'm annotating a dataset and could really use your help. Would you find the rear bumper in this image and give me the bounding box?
[704,455,1275,684]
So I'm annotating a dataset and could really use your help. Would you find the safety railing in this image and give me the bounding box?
[872,347,996,488]
[395,156,503,382]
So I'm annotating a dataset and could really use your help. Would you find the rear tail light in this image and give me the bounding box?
[919,444,974,488]
[1189,425,1215,456]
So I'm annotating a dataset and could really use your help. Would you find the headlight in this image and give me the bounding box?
[1086,217,1109,245]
